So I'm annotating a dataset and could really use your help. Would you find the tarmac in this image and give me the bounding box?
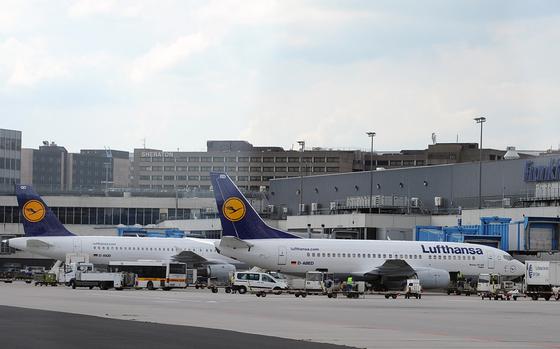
[1,282,559,349]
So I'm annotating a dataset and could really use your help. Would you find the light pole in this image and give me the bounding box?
[297,140,305,215]
[474,117,486,209]
[366,132,376,214]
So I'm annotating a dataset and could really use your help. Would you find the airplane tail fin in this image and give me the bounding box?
[15,184,75,237]
[210,172,299,239]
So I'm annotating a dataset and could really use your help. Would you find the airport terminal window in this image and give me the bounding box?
[213,166,224,171]
[176,166,187,171]
[188,175,199,180]
[139,175,150,180]
[314,157,325,163]
[238,166,249,172]
[152,175,162,180]
[275,157,287,162]
[201,166,211,171]
[152,166,163,171]
[200,176,210,181]
[288,167,299,172]
[250,157,262,162]
[263,166,274,172]
[227,166,236,172]
[164,166,175,171]
[250,167,262,172]
[262,176,273,181]
[188,166,199,171]
[237,176,248,181]
[275,167,287,172]
[326,157,338,163]
[288,157,299,163]
[313,167,325,173]
[177,175,187,180]
[238,157,249,162]
[140,166,151,171]
[188,156,200,162]
[164,176,175,180]
[213,157,225,162]
[226,157,237,162]
[152,157,162,162]
[201,157,212,162]
[263,157,274,163]
[164,157,175,162]
[326,167,339,172]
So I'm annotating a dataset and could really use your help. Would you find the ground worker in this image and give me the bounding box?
[346,276,353,292]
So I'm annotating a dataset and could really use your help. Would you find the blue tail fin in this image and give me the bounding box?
[210,172,299,239]
[15,185,75,237]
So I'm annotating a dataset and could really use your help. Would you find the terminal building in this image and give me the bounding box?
[2,129,560,268]
[0,129,22,193]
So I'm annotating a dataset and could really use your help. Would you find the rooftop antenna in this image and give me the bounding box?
[431,133,437,145]
[456,134,459,143]
[142,138,146,149]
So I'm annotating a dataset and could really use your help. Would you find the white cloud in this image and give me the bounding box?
[67,0,143,18]
[0,38,68,87]
[128,34,212,82]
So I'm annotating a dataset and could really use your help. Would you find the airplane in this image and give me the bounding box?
[8,184,242,281]
[210,172,525,290]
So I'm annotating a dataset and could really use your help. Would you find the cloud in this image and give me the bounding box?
[67,0,143,18]
[128,34,212,82]
[0,38,68,87]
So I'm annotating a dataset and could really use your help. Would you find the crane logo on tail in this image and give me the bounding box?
[22,200,46,223]
[222,197,246,222]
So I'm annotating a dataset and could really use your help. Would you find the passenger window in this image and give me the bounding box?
[352,253,356,258]
[389,254,392,258]
[357,253,360,258]
[378,254,381,258]
[438,255,442,260]
[367,254,371,258]
[312,253,315,257]
[307,252,310,257]
[327,253,330,257]
[322,253,326,257]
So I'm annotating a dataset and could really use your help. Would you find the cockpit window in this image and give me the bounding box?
[503,254,512,261]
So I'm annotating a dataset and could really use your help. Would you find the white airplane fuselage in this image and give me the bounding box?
[218,239,524,279]
[9,236,238,265]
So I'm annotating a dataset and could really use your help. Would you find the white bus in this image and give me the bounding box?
[108,261,187,290]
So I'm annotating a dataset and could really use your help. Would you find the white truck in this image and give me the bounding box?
[525,261,560,301]
[65,262,136,290]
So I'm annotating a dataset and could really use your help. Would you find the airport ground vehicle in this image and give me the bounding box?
[33,273,58,286]
[109,261,187,290]
[477,273,520,300]
[404,279,422,299]
[289,271,330,297]
[232,271,288,296]
[525,261,560,301]
[0,271,15,283]
[447,272,476,296]
[65,262,136,290]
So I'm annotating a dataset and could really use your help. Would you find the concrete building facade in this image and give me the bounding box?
[0,129,21,193]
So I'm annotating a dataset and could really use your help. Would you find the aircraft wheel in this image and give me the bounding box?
[385,294,390,299]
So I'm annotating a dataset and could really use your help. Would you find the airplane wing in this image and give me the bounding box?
[172,251,225,265]
[362,259,417,278]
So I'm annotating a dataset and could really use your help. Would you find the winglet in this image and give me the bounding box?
[15,184,75,237]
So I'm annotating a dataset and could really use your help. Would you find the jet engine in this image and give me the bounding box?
[415,268,450,289]
[197,264,236,283]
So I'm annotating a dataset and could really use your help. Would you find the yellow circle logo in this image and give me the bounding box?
[222,197,246,222]
[23,200,46,223]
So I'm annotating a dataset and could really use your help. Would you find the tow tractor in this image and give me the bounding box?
[477,273,520,300]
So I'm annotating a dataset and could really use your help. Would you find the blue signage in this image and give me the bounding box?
[524,159,560,182]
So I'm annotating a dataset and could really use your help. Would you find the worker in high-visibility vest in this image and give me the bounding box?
[346,276,353,292]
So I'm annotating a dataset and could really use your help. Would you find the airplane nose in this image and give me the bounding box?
[507,260,525,275]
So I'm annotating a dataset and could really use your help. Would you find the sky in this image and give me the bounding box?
[1,0,560,153]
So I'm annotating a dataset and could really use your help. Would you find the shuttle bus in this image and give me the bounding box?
[108,261,187,290]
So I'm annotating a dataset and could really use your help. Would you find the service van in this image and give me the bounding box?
[232,272,288,294]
